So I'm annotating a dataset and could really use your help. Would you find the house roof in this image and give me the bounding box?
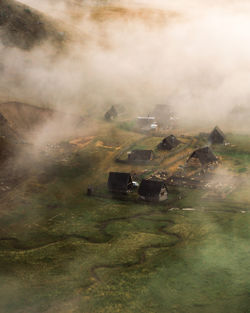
[188,146,217,165]
[153,104,171,113]
[138,179,167,197]
[109,105,117,115]
[108,172,132,192]
[153,104,173,117]
[129,150,153,161]
[105,106,118,120]
[0,113,8,125]
[137,117,155,120]
[136,117,156,128]
[209,126,225,142]
[152,104,176,124]
[158,135,181,150]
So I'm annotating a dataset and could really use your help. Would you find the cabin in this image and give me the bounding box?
[108,172,133,194]
[152,104,176,127]
[104,105,118,121]
[86,186,94,196]
[228,105,250,126]
[230,105,249,116]
[136,117,157,130]
[187,146,217,168]
[138,179,168,202]
[157,135,181,150]
[209,126,225,144]
[153,104,171,118]
[128,150,154,162]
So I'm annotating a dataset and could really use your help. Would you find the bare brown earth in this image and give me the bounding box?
[62,0,180,25]
[0,101,54,135]
[89,5,180,26]
[0,101,85,139]
[0,0,179,52]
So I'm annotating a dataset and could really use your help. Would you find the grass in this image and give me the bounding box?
[0,129,250,312]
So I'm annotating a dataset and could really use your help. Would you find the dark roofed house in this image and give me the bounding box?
[0,113,8,126]
[137,116,155,127]
[228,105,250,126]
[187,146,217,168]
[152,104,176,127]
[138,179,168,202]
[157,135,181,150]
[108,172,133,194]
[128,150,154,162]
[136,117,157,131]
[209,126,225,144]
[153,104,171,117]
[104,105,118,121]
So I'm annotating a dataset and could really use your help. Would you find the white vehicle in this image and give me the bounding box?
[150,122,158,130]
[132,181,139,188]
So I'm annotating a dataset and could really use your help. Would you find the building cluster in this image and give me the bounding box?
[108,172,168,202]
[104,103,178,131]
[136,104,177,131]
[106,126,225,202]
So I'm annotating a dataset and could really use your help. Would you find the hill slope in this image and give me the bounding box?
[0,0,67,49]
[0,112,20,161]
[0,101,86,145]
[0,102,54,135]
[0,112,19,140]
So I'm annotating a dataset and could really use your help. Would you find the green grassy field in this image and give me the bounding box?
[0,127,250,313]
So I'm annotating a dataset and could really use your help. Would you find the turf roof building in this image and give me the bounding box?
[209,126,225,144]
[104,105,118,121]
[138,179,168,202]
[128,150,154,162]
[187,146,217,168]
[157,134,181,150]
[108,172,133,194]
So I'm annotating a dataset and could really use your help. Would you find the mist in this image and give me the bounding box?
[1,3,250,312]
[0,0,249,137]
[2,0,250,148]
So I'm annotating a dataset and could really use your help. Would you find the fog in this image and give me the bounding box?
[0,0,250,138]
[1,2,250,313]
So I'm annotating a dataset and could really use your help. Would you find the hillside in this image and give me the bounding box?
[0,0,67,49]
[0,101,86,145]
[89,5,179,25]
[0,112,19,139]
[0,111,20,162]
[0,122,249,313]
[0,102,54,135]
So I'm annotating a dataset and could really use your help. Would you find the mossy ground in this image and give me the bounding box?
[0,126,249,313]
